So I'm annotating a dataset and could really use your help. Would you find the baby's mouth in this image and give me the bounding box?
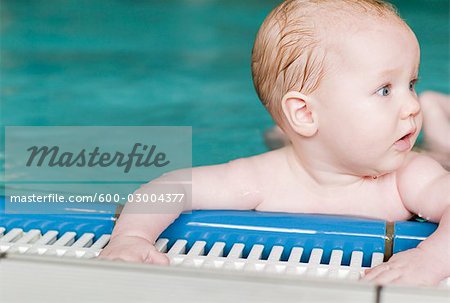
[398,133,412,141]
[401,126,418,140]
[394,129,416,152]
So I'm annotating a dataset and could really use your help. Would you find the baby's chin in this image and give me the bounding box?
[355,152,411,178]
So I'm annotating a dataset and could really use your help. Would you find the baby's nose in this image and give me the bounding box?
[401,95,421,119]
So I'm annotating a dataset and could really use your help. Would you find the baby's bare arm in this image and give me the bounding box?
[397,153,449,223]
[364,153,450,285]
[100,158,263,263]
[399,153,450,270]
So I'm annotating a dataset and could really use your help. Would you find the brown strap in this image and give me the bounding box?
[384,222,395,261]
[113,204,123,224]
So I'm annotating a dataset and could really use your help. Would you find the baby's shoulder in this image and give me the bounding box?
[240,146,290,166]
[396,152,447,181]
[225,147,291,185]
[393,151,447,203]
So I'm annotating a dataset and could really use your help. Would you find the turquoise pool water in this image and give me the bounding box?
[1,0,449,172]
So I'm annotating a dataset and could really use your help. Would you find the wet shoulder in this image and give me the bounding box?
[229,147,293,195]
[230,146,291,174]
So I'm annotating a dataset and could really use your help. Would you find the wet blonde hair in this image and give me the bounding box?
[251,0,401,125]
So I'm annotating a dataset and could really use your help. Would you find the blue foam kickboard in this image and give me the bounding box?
[1,195,438,266]
[393,221,437,254]
[161,210,387,267]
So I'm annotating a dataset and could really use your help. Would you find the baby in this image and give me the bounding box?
[100,0,450,286]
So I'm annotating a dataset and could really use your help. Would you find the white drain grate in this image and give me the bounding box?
[1,227,449,287]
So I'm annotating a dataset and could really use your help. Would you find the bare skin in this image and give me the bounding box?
[101,146,449,286]
[100,12,449,287]
[266,90,450,169]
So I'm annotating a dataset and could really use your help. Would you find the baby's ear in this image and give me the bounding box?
[281,91,318,137]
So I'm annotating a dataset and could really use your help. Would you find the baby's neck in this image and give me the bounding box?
[286,145,371,189]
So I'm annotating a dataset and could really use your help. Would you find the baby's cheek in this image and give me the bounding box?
[415,112,423,133]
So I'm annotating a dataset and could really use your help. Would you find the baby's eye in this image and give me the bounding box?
[376,85,391,97]
[409,79,418,91]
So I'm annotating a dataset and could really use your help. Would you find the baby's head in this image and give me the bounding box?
[252,0,423,176]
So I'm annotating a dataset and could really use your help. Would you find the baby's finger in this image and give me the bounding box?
[390,276,414,287]
[391,273,438,287]
[98,255,127,262]
[97,252,116,260]
[97,249,111,258]
[362,264,390,281]
[108,254,142,263]
[145,252,170,265]
[371,269,401,285]
[97,253,107,259]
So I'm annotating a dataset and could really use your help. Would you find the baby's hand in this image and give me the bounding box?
[98,235,170,265]
[361,247,446,286]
